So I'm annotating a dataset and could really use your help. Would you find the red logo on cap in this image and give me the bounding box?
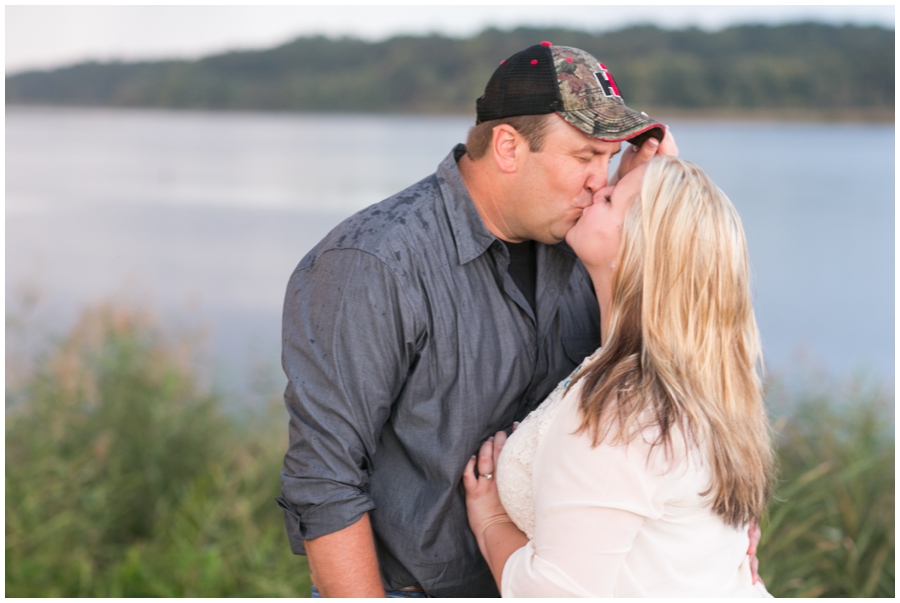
[593,68,621,98]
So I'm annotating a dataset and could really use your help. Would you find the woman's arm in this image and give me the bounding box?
[471,392,672,596]
[462,431,529,590]
[501,500,645,597]
[464,426,649,597]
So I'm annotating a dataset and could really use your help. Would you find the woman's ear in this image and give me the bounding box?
[490,124,523,174]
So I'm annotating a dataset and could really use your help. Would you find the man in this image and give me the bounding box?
[277,42,673,597]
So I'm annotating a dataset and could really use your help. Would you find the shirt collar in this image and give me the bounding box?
[436,144,498,266]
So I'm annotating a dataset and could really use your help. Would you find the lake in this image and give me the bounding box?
[6,107,895,404]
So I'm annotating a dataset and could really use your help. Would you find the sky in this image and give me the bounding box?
[5,5,896,75]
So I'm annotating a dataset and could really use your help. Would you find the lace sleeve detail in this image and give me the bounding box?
[496,349,599,540]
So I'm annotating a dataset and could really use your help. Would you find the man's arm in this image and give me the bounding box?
[306,513,386,597]
[280,247,420,594]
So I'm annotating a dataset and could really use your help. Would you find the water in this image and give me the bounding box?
[6,107,895,402]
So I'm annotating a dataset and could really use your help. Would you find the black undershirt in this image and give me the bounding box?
[503,240,538,314]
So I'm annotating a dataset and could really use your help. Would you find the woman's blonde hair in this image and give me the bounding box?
[571,155,774,527]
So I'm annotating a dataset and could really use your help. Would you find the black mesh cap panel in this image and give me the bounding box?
[475,45,561,124]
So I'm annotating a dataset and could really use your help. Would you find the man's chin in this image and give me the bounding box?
[543,232,568,246]
[554,222,580,246]
[534,221,578,246]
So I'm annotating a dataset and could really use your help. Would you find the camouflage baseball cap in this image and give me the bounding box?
[476,42,664,146]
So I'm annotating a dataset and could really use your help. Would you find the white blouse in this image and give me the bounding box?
[496,353,771,598]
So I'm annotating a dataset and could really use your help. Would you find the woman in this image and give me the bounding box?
[463,156,774,597]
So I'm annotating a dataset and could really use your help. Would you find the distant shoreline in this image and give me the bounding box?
[6,103,894,124]
[642,106,895,124]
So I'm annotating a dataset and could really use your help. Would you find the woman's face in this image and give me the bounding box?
[565,163,646,273]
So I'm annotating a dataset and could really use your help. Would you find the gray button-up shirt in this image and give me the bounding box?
[278,145,600,597]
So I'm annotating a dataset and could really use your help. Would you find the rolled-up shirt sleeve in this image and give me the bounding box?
[278,247,420,550]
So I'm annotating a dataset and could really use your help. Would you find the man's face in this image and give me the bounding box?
[513,115,621,245]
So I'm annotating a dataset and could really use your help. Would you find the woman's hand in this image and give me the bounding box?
[609,128,679,186]
[747,520,764,585]
[463,431,511,544]
[463,430,528,591]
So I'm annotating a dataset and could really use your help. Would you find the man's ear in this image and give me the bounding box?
[491,124,524,174]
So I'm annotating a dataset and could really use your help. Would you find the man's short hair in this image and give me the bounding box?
[465,114,553,160]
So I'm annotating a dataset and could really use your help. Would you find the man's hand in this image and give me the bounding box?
[610,128,679,186]
[747,520,764,586]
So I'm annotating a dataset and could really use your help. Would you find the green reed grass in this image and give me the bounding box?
[759,376,895,597]
[5,304,895,596]
[5,305,309,597]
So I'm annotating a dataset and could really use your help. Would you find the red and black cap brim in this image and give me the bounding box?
[558,104,665,146]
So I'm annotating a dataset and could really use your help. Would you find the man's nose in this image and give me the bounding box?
[585,162,609,197]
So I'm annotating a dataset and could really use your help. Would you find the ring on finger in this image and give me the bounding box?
[482,473,493,480]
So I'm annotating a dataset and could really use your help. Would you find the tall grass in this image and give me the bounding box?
[5,304,309,597]
[759,376,895,597]
[6,303,895,596]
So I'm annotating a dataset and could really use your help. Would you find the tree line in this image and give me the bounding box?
[6,23,894,116]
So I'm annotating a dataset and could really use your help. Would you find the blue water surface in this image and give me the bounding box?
[6,108,894,403]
